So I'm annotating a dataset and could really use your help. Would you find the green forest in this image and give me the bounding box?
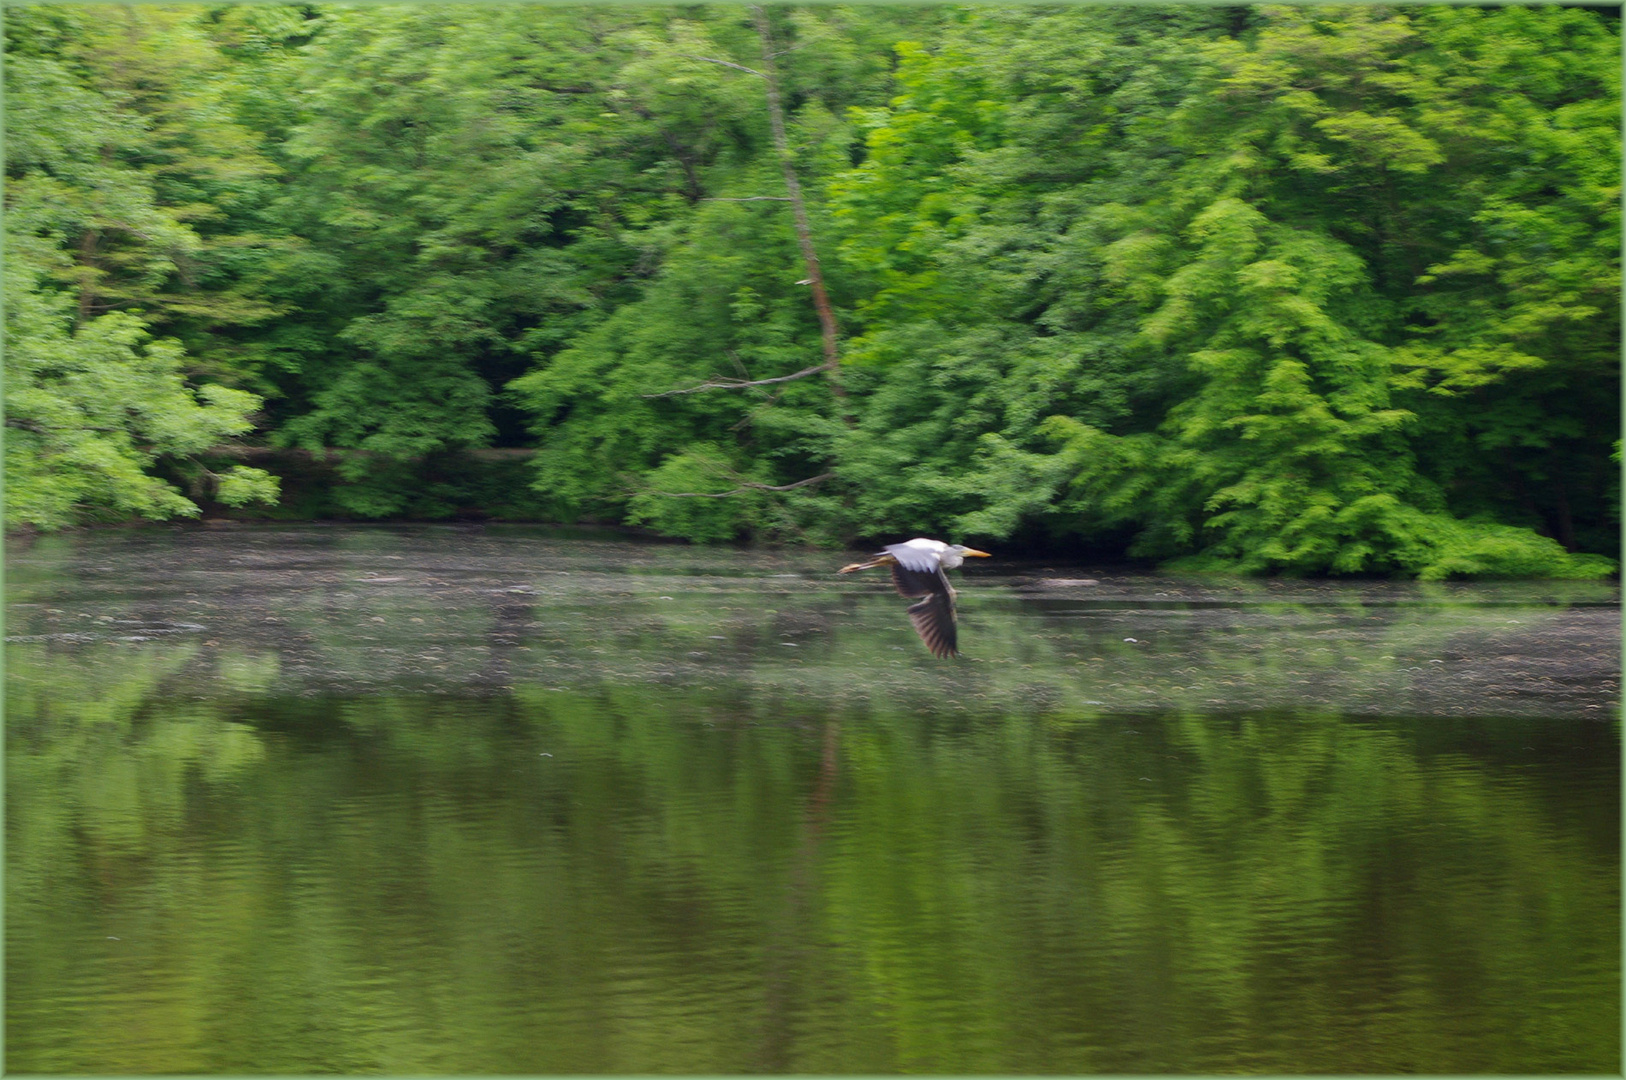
[5,3,1620,577]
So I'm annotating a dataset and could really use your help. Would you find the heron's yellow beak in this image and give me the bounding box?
[961,548,991,558]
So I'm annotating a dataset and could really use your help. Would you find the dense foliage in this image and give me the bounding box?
[5,4,1618,576]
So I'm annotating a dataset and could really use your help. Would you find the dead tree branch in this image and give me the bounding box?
[646,472,833,498]
[645,363,827,397]
[682,55,764,78]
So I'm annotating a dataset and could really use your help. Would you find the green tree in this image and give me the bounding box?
[815,8,1237,545]
[4,23,278,529]
[4,5,1614,573]
[1139,6,1616,576]
[956,5,1617,576]
[262,5,773,515]
[6,7,299,386]
[510,6,936,539]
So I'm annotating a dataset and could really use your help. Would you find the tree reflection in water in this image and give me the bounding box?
[6,525,1619,1072]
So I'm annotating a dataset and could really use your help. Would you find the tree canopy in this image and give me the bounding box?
[5,4,1618,577]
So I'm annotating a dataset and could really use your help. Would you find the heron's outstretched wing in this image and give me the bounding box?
[888,562,958,657]
[886,562,941,600]
[906,583,959,659]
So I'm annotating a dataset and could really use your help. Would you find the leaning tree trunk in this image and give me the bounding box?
[751,5,846,403]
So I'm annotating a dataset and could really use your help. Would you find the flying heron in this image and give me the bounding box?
[839,538,990,658]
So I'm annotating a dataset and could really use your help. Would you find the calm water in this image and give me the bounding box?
[6,524,1619,1073]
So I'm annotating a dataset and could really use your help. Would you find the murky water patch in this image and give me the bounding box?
[6,618,209,644]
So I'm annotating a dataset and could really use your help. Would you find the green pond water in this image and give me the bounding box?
[6,524,1619,1073]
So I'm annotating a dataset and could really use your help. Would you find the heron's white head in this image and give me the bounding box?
[941,544,991,570]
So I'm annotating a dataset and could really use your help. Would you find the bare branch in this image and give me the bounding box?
[525,82,598,94]
[644,363,827,397]
[681,54,764,77]
[648,473,834,498]
[7,418,121,434]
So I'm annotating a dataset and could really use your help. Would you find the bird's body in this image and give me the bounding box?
[839,538,990,658]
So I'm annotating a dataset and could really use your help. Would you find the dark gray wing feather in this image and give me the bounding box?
[906,587,958,658]
[888,563,941,599]
[888,563,958,657]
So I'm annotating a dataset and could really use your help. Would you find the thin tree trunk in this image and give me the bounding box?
[75,141,120,328]
[1551,479,1577,551]
[752,5,845,402]
[76,228,101,327]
